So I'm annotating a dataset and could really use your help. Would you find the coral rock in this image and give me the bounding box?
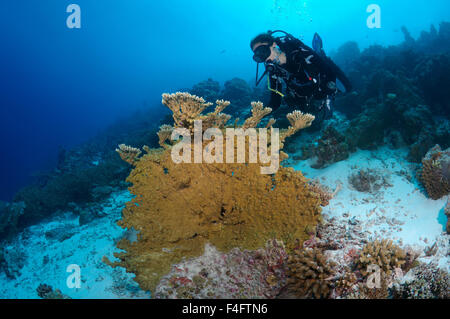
[419,144,450,199]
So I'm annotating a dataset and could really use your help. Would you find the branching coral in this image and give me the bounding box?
[157,124,173,148]
[242,101,272,129]
[419,144,450,199]
[162,92,213,130]
[107,93,323,293]
[334,269,358,297]
[115,144,142,166]
[162,92,232,133]
[356,239,406,277]
[307,180,341,207]
[286,110,315,132]
[278,110,315,161]
[280,110,315,146]
[285,248,336,299]
[347,272,390,299]
[391,262,449,299]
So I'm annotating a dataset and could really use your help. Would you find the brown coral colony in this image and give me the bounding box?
[109,93,324,293]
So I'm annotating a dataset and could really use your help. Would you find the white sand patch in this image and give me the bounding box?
[290,145,448,271]
[0,191,150,299]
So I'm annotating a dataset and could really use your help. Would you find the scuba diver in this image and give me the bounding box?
[251,30,352,126]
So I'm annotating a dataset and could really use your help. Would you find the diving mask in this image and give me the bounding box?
[252,44,271,63]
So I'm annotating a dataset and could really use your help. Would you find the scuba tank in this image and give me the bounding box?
[312,32,353,93]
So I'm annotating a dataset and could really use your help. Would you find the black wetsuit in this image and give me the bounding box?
[267,36,352,117]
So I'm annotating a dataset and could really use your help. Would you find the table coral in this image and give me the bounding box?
[107,93,323,293]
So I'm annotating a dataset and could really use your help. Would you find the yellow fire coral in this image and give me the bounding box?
[356,239,406,277]
[108,93,322,293]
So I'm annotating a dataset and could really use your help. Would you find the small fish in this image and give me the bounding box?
[219,49,226,54]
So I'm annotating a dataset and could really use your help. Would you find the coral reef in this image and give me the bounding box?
[348,168,391,193]
[107,93,322,293]
[0,201,26,241]
[301,125,353,168]
[7,20,450,241]
[391,262,449,299]
[285,248,336,299]
[155,240,288,299]
[221,78,253,115]
[356,239,406,277]
[116,144,142,166]
[346,272,391,299]
[44,225,76,242]
[445,199,450,234]
[162,92,231,133]
[418,144,450,199]
[414,53,450,115]
[8,104,163,236]
[334,270,358,297]
[36,284,71,299]
[0,241,26,279]
[190,78,221,103]
[329,24,450,162]
[12,158,130,232]
[331,41,360,73]
[306,180,341,207]
[345,99,391,150]
[157,124,174,147]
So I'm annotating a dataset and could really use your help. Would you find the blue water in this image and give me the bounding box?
[0,0,449,201]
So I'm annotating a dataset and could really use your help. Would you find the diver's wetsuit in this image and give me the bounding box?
[267,36,352,119]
